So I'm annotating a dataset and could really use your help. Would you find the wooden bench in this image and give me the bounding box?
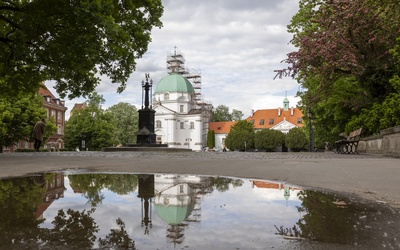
[335,128,363,154]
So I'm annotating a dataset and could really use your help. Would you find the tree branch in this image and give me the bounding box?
[0,14,22,30]
[0,5,22,12]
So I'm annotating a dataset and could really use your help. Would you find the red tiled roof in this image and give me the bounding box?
[253,181,281,189]
[70,103,87,116]
[38,86,56,99]
[208,121,236,134]
[38,83,66,109]
[246,108,304,129]
[72,103,86,110]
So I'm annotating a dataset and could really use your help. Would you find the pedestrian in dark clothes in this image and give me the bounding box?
[32,118,46,152]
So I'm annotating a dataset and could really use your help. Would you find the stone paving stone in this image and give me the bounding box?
[5,151,383,160]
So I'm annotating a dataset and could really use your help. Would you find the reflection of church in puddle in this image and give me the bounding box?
[138,174,213,245]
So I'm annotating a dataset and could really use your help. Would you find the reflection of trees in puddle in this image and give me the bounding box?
[68,174,139,206]
[274,190,400,248]
[210,177,244,192]
[0,174,136,249]
[275,190,358,243]
[296,190,358,244]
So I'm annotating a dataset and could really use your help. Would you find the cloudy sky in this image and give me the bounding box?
[47,0,301,119]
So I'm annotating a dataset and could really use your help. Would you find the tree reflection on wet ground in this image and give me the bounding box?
[0,172,399,249]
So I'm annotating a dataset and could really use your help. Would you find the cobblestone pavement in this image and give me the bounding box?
[2,150,385,160]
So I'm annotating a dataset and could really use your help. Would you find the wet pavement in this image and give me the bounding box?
[0,151,399,209]
[1,172,399,249]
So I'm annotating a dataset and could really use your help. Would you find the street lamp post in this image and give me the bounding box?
[308,109,315,152]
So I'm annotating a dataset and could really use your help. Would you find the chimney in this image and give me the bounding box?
[251,109,254,117]
[278,107,281,117]
[291,107,294,116]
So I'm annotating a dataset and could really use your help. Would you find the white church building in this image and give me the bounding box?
[152,49,212,151]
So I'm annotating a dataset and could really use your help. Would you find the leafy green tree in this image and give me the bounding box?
[0,0,163,99]
[43,116,59,143]
[285,127,308,152]
[64,93,116,150]
[298,75,363,148]
[107,102,138,145]
[231,109,244,121]
[254,129,285,152]
[276,0,400,140]
[211,105,243,122]
[225,120,254,151]
[0,92,46,152]
[207,130,215,149]
[212,105,232,122]
[346,38,400,134]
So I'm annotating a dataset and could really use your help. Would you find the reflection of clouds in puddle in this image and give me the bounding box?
[196,180,304,247]
[41,175,306,249]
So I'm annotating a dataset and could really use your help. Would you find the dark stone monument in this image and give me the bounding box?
[136,73,157,144]
[124,73,167,148]
[137,174,155,234]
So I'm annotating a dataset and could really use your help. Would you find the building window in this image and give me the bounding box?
[259,119,264,125]
[180,122,184,129]
[58,125,62,134]
[156,120,162,128]
[250,119,254,124]
[51,110,56,117]
[164,93,169,100]
[297,118,303,124]
[190,122,194,129]
[269,118,274,125]
[180,105,184,113]
[180,184,184,193]
[57,111,62,121]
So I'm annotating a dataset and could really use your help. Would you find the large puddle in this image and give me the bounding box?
[1,172,399,249]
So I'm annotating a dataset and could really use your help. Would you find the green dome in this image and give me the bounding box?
[154,73,194,93]
[154,204,194,225]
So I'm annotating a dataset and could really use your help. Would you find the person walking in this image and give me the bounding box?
[32,118,46,152]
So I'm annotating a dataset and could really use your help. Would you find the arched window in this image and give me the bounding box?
[156,120,162,128]
[164,93,169,100]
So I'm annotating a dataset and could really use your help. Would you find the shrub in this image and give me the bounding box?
[285,127,308,152]
[254,129,285,151]
[225,120,255,151]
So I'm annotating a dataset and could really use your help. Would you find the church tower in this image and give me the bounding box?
[283,92,289,111]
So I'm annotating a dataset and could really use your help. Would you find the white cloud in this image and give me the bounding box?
[46,0,300,120]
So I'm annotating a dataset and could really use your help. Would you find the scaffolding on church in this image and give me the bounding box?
[166,48,213,146]
[166,48,210,111]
